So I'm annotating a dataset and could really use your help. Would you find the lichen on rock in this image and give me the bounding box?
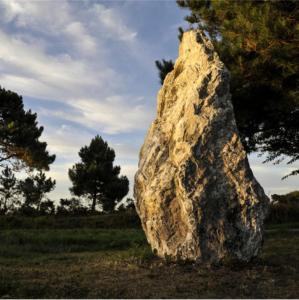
[134,30,269,263]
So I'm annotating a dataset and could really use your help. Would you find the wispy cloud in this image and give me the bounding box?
[0,0,153,135]
[0,29,104,94]
[92,3,137,41]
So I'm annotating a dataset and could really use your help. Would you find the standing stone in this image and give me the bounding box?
[134,30,269,263]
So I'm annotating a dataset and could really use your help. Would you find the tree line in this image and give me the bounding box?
[0,87,131,216]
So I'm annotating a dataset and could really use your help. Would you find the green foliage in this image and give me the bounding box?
[18,171,56,212]
[155,59,174,84]
[69,135,129,212]
[177,0,299,177]
[0,87,55,171]
[0,212,141,230]
[267,190,299,223]
[0,167,19,214]
[272,190,299,205]
[178,26,184,41]
[56,198,88,215]
[0,228,146,256]
[39,200,55,215]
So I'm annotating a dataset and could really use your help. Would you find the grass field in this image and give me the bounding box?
[0,219,298,298]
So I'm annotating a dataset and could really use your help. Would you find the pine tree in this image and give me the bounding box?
[68,135,129,212]
[0,87,55,171]
[155,59,174,84]
[18,171,56,212]
[176,0,299,177]
[0,166,19,214]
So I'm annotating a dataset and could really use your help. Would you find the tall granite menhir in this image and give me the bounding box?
[134,30,269,263]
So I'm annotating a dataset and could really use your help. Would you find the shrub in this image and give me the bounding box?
[267,191,299,223]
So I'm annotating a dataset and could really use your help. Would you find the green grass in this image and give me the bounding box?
[265,222,299,230]
[0,212,140,230]
[0,222,298,298]
[0,228,147,257]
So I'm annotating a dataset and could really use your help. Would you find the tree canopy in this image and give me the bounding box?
[155,59,174,85]
[56,198,88,215]
[174,0,298,177]
[0,87,55,171]
[19,171,56,211]
[69,135,129,212]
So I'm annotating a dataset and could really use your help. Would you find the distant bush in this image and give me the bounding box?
[17,206,40,217]
[267,191,299,224]
[0,211,141,230]
[56,198,89,216]
[39,200,55,215]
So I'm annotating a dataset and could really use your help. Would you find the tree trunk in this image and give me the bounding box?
[37,197,42,212]
[91,194,97,212]
[3,196,8,214]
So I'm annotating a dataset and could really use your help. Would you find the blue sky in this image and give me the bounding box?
[0,0,297,202]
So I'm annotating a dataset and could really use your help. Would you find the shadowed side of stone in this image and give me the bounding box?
[134,30,269,263]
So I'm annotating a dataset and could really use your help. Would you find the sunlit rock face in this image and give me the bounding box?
[134,30,269,263]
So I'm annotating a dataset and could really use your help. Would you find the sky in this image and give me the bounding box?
[0,0,297,203]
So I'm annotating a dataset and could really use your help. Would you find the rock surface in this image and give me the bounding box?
[134,30,269,263]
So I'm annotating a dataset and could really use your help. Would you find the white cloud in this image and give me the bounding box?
[64,21,97,55]
[249,154,298,196]
[0,29,102,91]
[0,0,151,135]
[113,143,140,161]
[42,124,89,159]
[92,3,137,41]
[0,1,137,44]
[0,26,154,134]
[36,95,154,135]
[0,0,71,31]
[0,0,24,23]
[71,97,154,134]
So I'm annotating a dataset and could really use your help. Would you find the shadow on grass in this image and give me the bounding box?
[0,225,298,298]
